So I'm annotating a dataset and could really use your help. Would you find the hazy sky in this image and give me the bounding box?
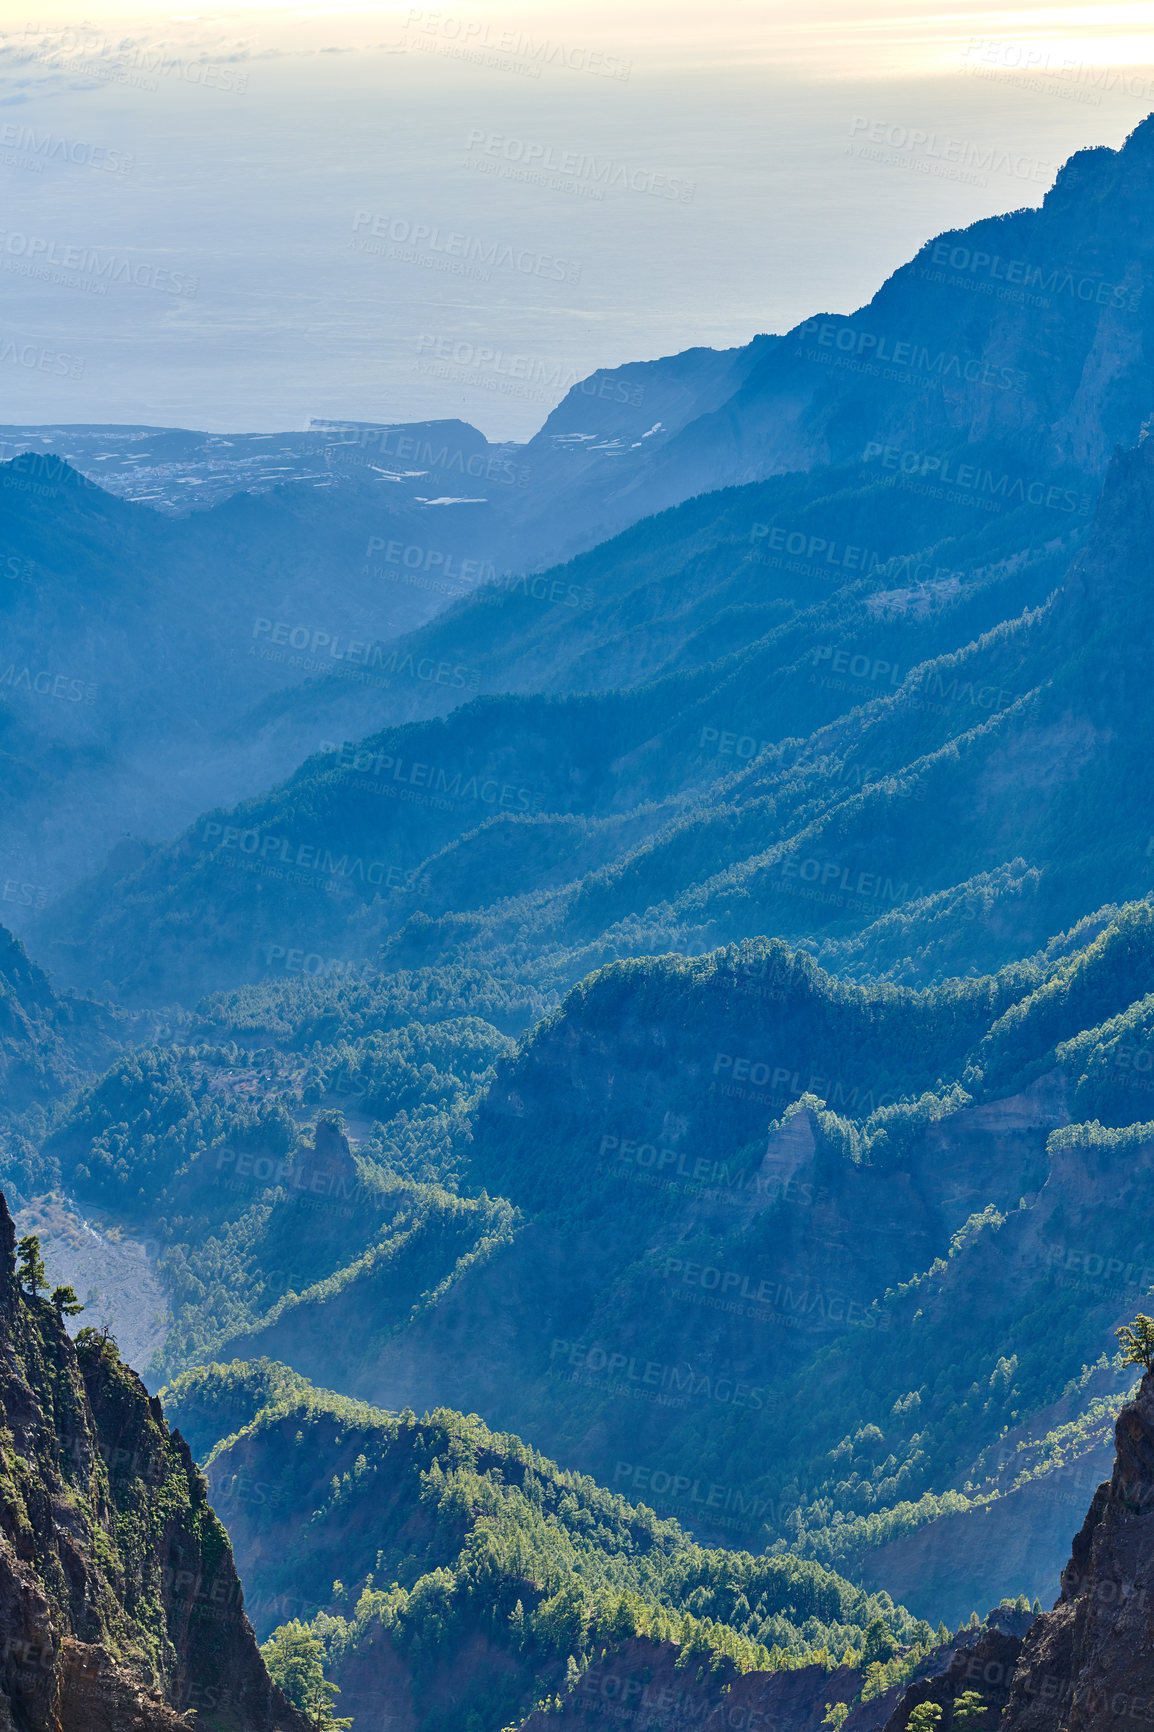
[0,1,1151,437]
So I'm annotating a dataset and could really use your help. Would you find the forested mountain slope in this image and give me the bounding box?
[0,1190,305,1730]
[13,108,1154,1725]
[15,898,1154,1625]
[162,1357,964,1732]
[21,113,1154,967]
[0,925,118,1113]
[42,419,1154,1007]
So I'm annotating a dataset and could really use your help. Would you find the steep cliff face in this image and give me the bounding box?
[996,1368,1154,1732]
[514,1624,1038,1732]
[0,923,120,1132]
[857,1439,1114,1631]
[880,1372,1154,1732]
[0,1191,306,1732]
[513,1637,867,1732]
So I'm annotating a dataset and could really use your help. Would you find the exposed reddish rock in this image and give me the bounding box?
[882,1371,1154,1732]
[881,1625,1029,1731]
[513,1636,941,1732]
[290,1115,360,1203]
[0,1190,305,1731]
[997,1367,1154,1732]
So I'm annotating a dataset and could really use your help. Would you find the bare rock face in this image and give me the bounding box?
[56,1641,191,1731]
[513,1636,861,1732]
[883,1372,1154,1732]
[513,1636,952,1732]
[290,1114,359,1204]
[996,1367,1154,1732]
[881,1624,1029,1731]
[0,1190,307,1732]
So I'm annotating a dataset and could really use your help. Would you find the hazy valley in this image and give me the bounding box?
[3,98,1154,1732]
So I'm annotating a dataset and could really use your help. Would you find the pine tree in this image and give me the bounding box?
[1117,1315,1154,1371]
[861,1618,898,1666]
[51,1285,84,1318]
[907,1706,942,1732]
[261,1621,351,1730]
[16,1236,47,1297]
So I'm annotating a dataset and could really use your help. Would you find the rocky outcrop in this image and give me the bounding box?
[856,1380,1122,1626]
[56,1641,191,1731]
[995,1367,1154,1732]
[882,1620,1032,1731]
[287,1114,360,1205]
[513,1637,890,1732]
[0,1190,306,1731]
[513,1634,997,1732]
[882,1372,1154,1732]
